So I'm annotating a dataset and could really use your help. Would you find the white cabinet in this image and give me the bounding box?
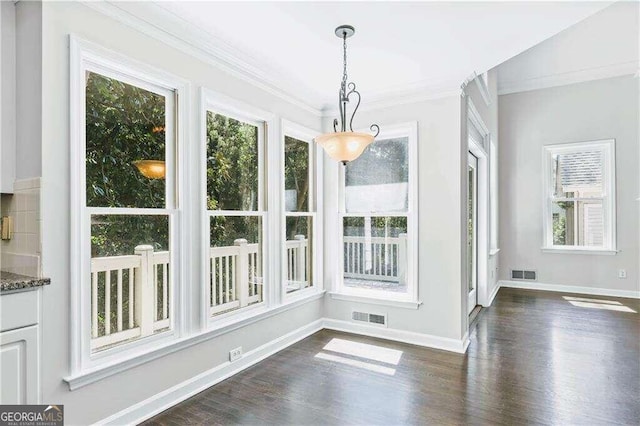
[0,325,38,403]
[0,289,39,404]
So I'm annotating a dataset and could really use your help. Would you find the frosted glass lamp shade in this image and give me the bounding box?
[315,131,374,164]
[133,160,166,179]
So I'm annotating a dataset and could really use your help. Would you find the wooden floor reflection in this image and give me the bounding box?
[144,288,640,425]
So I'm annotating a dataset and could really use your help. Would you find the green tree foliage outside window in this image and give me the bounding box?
[284,136,312,240]
[85,72,169,257]
[206,112,260,247]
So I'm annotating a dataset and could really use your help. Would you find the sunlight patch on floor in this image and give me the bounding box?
[322,338,403,365]
[314,338,403,376]
[563,296,637,313]
[314,352,397,376]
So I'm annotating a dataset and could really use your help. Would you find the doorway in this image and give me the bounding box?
[467,152,479,315]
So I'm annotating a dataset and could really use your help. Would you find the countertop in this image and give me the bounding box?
[0,271,50,293]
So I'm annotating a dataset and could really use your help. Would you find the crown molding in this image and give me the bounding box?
[461,71,492,106]
[81,1,470,118]
[81,1,324,117]
[321,79,461,117]
[498,60,638,95]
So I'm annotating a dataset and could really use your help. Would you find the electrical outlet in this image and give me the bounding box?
[1,216,12,240]
[229,347,243,362]
[618,269,627,279]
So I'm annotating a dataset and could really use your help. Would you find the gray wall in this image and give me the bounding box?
[463,70,500,303]
[322,95,466,340]
[498,1,638,94]
[498,75,639,292]
[39,2,322,424]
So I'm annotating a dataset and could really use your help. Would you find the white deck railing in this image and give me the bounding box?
[209,239,262,315]
[285,235,310,293]
[90,245,170,351]
[344,233,407,284]
[90,234,407,350]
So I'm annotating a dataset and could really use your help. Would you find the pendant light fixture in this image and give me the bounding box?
[315,25,379,165]
[133,160,166,179]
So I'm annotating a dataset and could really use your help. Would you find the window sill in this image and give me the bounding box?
[64,290,325,390]
[541,247,619,255]
[489,248,500,256]
[284,286,321,303]
[329,292,422,310]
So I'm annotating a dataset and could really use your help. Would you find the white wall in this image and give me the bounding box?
[498,75,639,293]
[1,0,16,192]
[39,2,323,424]
[15,0,41,180]
[322,95,465,341]
[498,1,639,94]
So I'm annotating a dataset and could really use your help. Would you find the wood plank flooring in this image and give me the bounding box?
[143,288,640,425]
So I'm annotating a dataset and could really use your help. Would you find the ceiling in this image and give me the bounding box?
[124,1,612,112]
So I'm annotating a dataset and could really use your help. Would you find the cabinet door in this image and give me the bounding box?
[0,325,38,404]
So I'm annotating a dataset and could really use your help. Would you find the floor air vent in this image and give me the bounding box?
[352,311,387,327]
[511,270,537,281]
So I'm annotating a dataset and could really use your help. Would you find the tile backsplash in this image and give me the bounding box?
[1,177,41,276]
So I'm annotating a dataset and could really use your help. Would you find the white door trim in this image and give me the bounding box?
[467,152,478,314]
[467,117,489,311]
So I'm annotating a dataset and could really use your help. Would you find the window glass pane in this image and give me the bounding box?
[209,216,263,315]
[345,137,408,213]
[284,136,310,212]
[206,112,259,211]
[552,201,604,247]
[90,215,170,352]
[552,201,573,245]
[91,215,169,257]
[343,216,408,293]
[285,216,313,293]
[86,72,167,209]
[552,150,603,198]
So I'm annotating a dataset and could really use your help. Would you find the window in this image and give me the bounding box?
[71,41,187,366]
[69,39,324,387]
[543,140,616,252]
[338,123,418,301]
[204,93,268,318]
[282,121,321,297]
[86,71,177,354]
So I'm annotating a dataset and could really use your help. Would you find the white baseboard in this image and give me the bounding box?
[322,318,468,354]
[98,319,324,425]
[483,283,501,307]
[499,280,640,299]
[98,317,470,424]
[461,331,470,353]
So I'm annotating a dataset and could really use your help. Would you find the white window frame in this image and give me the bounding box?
[542,139,617,254]
[334,122,419,305]
[489,137,499,255]
[281,120,324,302]
[69,36,190,375]
[200,88,277,328]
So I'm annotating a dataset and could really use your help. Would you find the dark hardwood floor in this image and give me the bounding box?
[143,288,640,425]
